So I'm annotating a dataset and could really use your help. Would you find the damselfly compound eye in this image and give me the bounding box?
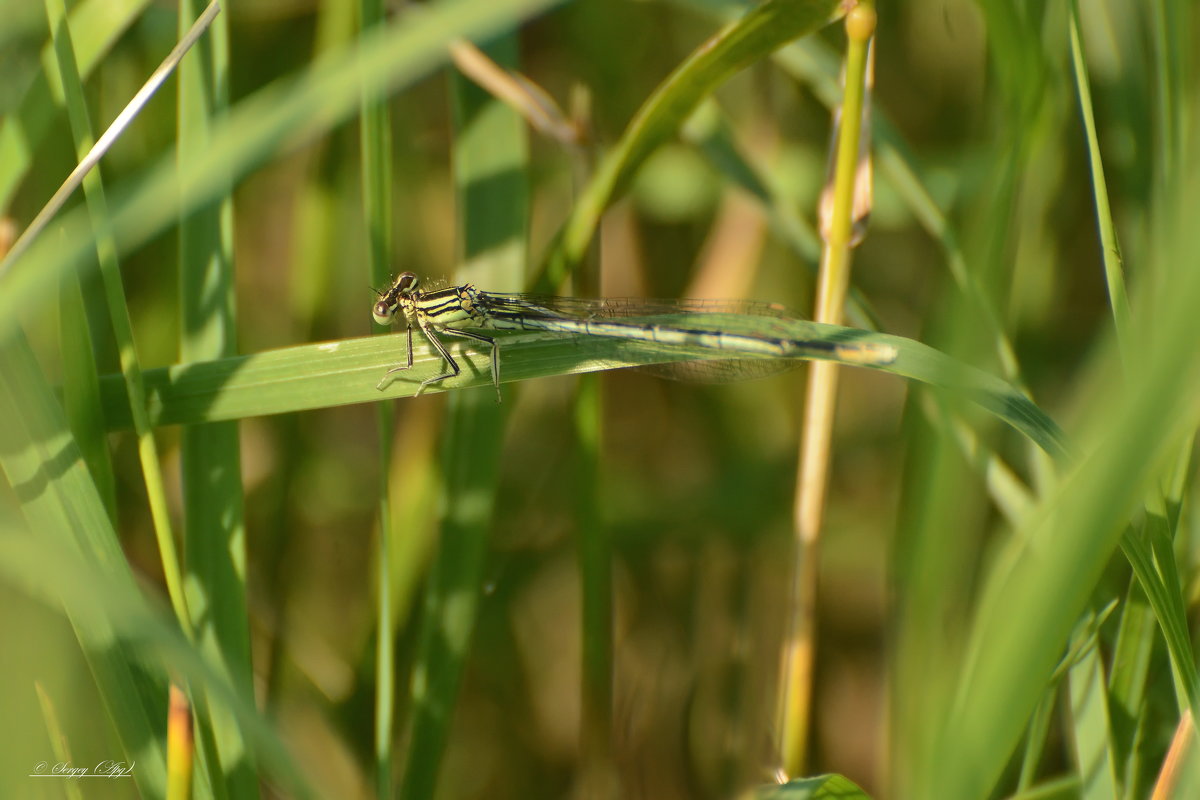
[373,300,395,325]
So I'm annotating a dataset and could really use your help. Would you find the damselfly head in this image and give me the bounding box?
[373,272,423,324]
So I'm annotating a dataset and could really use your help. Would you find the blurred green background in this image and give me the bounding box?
[2,0,1197,798]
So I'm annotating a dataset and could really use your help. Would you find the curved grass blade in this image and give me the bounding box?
[0,522,317,800]
[0,329,168,799]
[538,0,841,287]
[94,320,1068,460]
[6,1,221,269]
[932,174,1200,799]
[0,0,154,211]
[0,0,568,333]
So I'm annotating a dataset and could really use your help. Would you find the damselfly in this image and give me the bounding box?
[372,272,896,398]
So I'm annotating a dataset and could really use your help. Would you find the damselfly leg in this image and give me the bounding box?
[377,300,501,400]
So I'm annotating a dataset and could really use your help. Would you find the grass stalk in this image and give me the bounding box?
[1067,0,1131,348]
[175,0,257,796]
[359,0,397,794]
[777,3,874,776]
[42,0,192,633]
[397,33,528,798]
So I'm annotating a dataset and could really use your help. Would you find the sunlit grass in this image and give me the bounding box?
[1,0,1197,798]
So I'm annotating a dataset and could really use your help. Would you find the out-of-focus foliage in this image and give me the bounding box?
[1,0,1198,798]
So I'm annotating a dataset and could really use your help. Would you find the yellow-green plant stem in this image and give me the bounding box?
[359,0,396,795]
[777,2,874,778]
[43,0,192,635]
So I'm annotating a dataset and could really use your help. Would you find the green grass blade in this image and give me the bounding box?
[1148,0,1185,205]
[92,321,1068,460]
[58,265,117,518]
[0,0,568,332]
[572,370,612,784]
[1067,0,1131,347]
[1081,0,1199,774]
[1006,775,1085,800]
[175,1,256,796]
[1068,10,1197,796]
[359,0,397,794]
[44,0,190,633]
[398,393,508,800]
[0,523,317,799]
[0,329,169,799]
[1106,581,1156,798]
[538,0,841,287]
[1118,527,1197,711]
[1066,616,1120,800]
[397,34,528,799]
[0,0,153,211]
[934,169,1200,799]
[1017,692,1058,791]
[36,27,206,796]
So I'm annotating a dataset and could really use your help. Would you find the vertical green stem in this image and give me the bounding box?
[359,0,396,795]
[176,0,253,796]
[778,2,874,778]
[399,35,527,799]
[44,0,193,637]
[575,370,614,795]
